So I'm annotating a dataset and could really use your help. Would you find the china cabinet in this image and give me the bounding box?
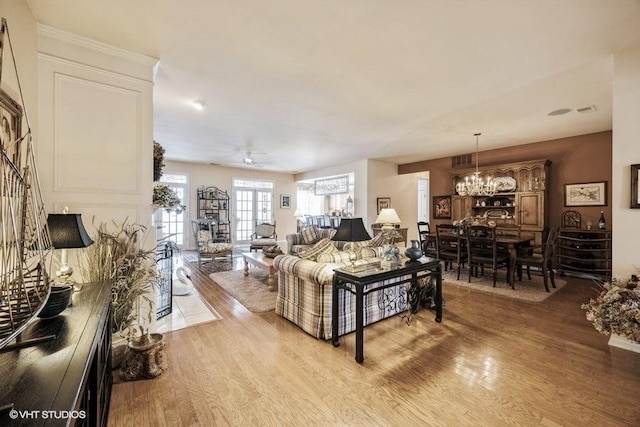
[450,159,551,246]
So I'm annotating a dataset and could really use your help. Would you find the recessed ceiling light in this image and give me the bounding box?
[190,100,206,111]
[548,108,572,116]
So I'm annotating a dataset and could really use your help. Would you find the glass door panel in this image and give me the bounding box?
[235,189,254,243]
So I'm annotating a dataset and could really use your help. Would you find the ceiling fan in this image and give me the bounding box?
[233,151,266,168]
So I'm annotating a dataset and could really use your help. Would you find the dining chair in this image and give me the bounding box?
[435,223,467,279]
[329,216,341,229]
[516,226,558,292]
[315,215,330,229]
[465,224,510,286]
[417,221,437,257]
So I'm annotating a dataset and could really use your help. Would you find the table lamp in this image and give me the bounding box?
[375,208,402,244]
[331,218,371,272]
[47,210,94,288]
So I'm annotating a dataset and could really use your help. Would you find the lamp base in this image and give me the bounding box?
[55,267,81,293]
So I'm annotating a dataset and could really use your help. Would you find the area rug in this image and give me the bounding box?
[442,269,566,302]
[209,269,277,313]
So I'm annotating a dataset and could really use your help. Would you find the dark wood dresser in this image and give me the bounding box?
[0,282,112,426]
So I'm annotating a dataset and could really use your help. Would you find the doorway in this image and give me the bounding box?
[233,179,274,244]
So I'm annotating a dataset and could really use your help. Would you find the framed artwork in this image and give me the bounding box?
[564,182,607,207]
[0,88,23,167]
[280,194,291,209]
[631,164,640,209]
[432,195,452,219]
[377,197,391,214]
[314,175,349,195]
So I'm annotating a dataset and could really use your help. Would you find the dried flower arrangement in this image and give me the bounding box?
[153,183,185,212]
[581,275,640,343]
[153,141,165,182]
[81,220,157,338]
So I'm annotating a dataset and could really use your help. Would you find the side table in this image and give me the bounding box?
[331,257,442,363]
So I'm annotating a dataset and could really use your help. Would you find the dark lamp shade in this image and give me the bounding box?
[47,213,94,249]
[331,218,371,242]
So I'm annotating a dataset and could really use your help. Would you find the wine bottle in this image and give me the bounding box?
[598,211,606,230]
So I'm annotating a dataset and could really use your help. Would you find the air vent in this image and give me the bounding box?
[576,105,597,113]
[452,153,474,169]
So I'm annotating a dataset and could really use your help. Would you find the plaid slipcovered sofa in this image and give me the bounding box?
[285,225,349,254]
[273,247,410,340]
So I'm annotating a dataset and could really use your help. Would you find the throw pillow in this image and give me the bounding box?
[298,238,337,261]
[367,232,387,247]
[300,226,320,244]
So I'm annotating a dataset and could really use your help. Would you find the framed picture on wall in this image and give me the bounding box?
[432,195,452,219]
[564,182,607,207]
[0,88,23,167]
[280,194,291,209]
[631,164,640,209]
[377,197,391,214]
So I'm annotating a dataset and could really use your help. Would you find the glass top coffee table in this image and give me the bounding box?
[331,257,442,363]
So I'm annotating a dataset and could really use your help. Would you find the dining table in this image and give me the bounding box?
[495,235,535,289]
[440,234,534,289]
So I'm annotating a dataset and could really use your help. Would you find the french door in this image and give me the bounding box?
[234,179,274,244]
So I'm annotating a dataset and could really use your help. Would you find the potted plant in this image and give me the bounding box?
[81,219,157,367]
[582,275,640,344]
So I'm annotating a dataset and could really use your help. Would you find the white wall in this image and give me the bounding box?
[164,160,297,249]
[612,41,640,277]
[367,160,426,244]
[36,25,157,277]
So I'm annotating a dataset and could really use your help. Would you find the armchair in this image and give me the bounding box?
[191,219,233,268]
[250,222,277,252]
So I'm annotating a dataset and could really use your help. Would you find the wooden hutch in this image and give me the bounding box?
[451,159,551,246]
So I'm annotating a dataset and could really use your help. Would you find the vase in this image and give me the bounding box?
[405,240,423,261]
[608,334,640,353]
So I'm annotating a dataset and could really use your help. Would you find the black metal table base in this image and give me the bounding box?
[331,258,442,363]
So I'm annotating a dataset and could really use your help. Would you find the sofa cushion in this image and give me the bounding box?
[298,238,337,261]
[316,251,354,264]
[368,232,387,247]
[300,226,320,244]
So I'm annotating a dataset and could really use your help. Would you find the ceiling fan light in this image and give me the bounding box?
[190,100,206,111]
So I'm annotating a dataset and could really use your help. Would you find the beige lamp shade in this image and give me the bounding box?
[375,208,401,226]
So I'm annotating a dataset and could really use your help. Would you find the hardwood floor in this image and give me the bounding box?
[108,257,640,426]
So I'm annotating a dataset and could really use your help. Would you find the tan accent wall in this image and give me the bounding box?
[399,131,612,230]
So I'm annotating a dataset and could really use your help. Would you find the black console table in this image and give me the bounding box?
[0,282,112,426]
[332,257,442,363]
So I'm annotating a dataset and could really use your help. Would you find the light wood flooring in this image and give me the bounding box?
[109,256,640,426]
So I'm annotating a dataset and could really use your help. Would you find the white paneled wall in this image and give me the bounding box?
[37,24,158,278]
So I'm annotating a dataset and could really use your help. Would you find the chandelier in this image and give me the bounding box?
[455,133,496,197]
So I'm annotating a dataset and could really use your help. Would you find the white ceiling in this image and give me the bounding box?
[26,0,640,173]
